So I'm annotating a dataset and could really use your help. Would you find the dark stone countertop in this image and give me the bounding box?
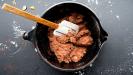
[0,0,133,75]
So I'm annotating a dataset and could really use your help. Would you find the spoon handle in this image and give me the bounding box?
[2,3,59,29]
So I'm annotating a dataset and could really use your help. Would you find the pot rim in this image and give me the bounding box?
[40,1,97,19]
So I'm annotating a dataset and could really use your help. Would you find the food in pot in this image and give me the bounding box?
[48,13,93,63]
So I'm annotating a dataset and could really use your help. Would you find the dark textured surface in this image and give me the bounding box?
[0,0,133,75]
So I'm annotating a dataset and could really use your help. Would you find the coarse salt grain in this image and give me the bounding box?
[22,5,27,11]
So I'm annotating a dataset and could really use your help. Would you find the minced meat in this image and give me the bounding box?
[48,13,93,63]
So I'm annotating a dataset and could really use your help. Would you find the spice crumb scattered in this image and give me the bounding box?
[131,52,133,55]
[30,6,36,10]
[35,48,37,52]
[90,64,93,67]
[22,5,27,11]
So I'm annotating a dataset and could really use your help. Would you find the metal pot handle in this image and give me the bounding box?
[99,25,108,44]
[23,29,35,42]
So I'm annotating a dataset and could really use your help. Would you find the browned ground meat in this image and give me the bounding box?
[48,13,93,63]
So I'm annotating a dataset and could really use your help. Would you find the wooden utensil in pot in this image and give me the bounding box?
[2,3,79,36]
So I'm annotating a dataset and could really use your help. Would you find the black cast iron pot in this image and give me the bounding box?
[23,2,108,73]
